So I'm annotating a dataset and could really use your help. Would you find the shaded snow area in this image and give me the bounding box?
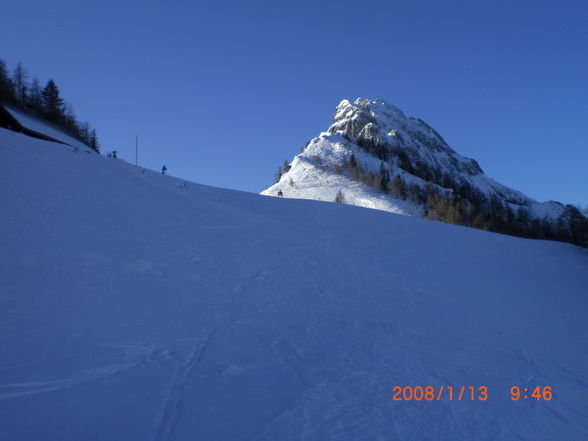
[1,127,588,441]
[4,104,93,152]
[262,98,566,220]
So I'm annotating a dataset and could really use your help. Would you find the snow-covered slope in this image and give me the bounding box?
[1,128,588,441]
[262,98,565,220]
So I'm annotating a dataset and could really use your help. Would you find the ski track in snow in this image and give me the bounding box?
[0,341,186,401]
[0,361,140,400]
[150,326,217,441]
[150,269,257,441]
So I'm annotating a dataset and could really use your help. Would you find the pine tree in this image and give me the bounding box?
[335,190,345,204]
[63,104,78,135]
[89,129,100,153]
[12,62,28,107]
[80,121,90,144]
[348,154,364,181]
[27,77,43,114]
[42,79,65,123]
[560,205,586,245]
[446,200,465,225]
[274,165,283,184]
[0,59,16,103]
[407,184,423,203]
[515,207,530,231]
[379,162,389,193]
[541,218,553,240]
[472,212,487,230]
[363,170,377,189]
[282,159,291,173]
[390,175,406,199]
[397,151,413,174]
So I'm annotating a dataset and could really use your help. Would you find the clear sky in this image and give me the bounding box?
[2,0,587,206]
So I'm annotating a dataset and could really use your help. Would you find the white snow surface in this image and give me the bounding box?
[4,104,93,152]
[1,128,588,441]
[262,98,566,220]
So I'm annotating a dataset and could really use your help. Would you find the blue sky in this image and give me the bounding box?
[2,0,587,205]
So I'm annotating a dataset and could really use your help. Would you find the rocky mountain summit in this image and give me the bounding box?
[263,98,587,247]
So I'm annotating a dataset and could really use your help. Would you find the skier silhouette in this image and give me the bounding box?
[161,165,167,175]
[277,189,283,197]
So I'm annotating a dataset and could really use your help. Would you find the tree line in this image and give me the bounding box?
[328,151,588,248]
[0,59,99,152]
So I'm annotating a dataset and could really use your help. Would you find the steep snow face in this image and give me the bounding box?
[1,128,588,441]
[262,98,565,220]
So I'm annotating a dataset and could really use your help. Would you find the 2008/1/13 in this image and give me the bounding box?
[391,386,488,401]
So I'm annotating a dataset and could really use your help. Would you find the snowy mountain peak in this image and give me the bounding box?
[337,97,406,124]
[331,98,405,136]
[328,98,482,176]
[333,98,406,125]
[263,98,588,247]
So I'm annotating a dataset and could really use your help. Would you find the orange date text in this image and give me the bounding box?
[391,386,488,401]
